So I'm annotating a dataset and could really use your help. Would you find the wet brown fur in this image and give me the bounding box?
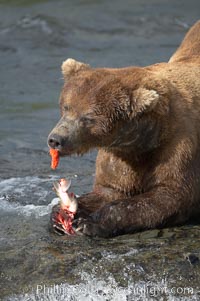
[48,21,200,237]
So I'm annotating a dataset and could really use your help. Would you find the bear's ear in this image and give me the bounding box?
[130,88,159,116]
[61,58,90,80]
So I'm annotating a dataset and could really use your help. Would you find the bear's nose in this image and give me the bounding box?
[48,134,63,149]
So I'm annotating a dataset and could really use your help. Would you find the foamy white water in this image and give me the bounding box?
[0,196,59,218]
[0,176,56,201]
[5,272,199,301]
[0,176,61,217]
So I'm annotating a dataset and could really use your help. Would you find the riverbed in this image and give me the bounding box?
[0,0,200,300]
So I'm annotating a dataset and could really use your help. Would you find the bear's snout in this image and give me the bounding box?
[48,133,63,150]
[47,116,79,155]
[48,132,75,155]
[48,117,69,150]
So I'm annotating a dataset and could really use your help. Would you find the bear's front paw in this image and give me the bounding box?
[73,217,112,238]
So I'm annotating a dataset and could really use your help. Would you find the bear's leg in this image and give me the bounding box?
[74,186,191,237]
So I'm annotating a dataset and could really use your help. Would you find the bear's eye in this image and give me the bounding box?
[80,116,95,127]
[63,105,70,112]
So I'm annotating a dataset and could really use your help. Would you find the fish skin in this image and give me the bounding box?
[53,178,78,214]
[52,178,78,235]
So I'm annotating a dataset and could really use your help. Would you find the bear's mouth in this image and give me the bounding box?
[58,145,90,157]
[59,147,75,156]
[48,132,94,157]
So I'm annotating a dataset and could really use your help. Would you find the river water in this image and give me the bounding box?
[0,0,200,300]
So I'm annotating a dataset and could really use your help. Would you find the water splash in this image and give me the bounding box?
[0,195,59,217]
[0,176,60,217]
[4,272,199,301]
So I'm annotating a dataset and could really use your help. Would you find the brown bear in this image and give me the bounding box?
[48,20,200,237]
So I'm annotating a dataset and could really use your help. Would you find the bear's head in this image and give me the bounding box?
[48,59,169,156]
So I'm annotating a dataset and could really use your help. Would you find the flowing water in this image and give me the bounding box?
[1,0,200,300]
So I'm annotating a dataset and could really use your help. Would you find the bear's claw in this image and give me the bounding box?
[73,217,112,238]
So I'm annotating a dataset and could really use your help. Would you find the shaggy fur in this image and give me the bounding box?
[48,21,200,237]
